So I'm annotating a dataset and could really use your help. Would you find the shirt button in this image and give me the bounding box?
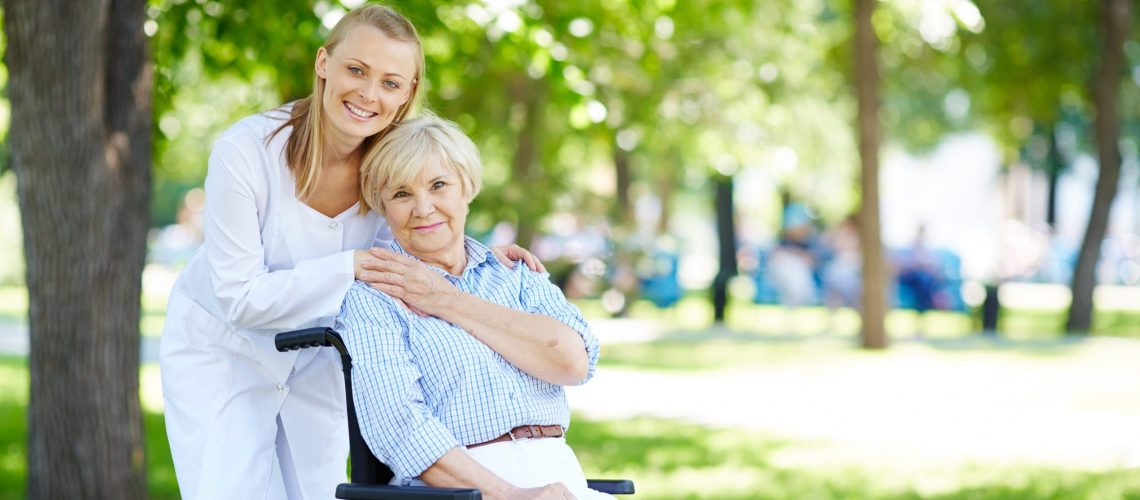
[328,221,340,230]
[277,384,286,392]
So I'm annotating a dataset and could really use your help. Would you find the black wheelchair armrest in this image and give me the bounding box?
[336,482,481,499]
[275,327,336,352]
[587,479,636,495]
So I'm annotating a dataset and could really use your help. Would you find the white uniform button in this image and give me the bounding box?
[328,221,340,230]
[277,384,286,392]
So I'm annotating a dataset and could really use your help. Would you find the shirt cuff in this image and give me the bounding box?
[388,417,458,485]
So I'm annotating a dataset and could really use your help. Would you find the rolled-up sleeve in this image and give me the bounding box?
[518,268,600,385]
[337,283,459,484]
[203,133,356,330]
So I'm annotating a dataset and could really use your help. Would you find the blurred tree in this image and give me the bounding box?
[854,0,888,349]
[4,0,150,498]
[1068,0,1134,333]
[960,0,1097,230]
[148,0,324,227]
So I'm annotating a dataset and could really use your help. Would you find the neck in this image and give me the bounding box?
[322,124,365,166]
[416,244,468,276]
[324,144,362,170]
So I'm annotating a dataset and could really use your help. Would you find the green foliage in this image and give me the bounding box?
[141,0,869,232]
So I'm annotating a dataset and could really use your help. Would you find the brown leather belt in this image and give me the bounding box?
[468,425,565,449]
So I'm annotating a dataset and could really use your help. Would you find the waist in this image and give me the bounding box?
[467,425,565,449]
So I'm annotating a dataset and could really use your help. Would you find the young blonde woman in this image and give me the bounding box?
[159,5,543,499]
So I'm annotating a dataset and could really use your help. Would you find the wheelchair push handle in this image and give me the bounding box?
[275,327,335,352]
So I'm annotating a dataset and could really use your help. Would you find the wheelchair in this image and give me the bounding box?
[276,327,636,499]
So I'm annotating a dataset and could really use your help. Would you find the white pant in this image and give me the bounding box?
[160,290,348,499]
[409,437,613,499]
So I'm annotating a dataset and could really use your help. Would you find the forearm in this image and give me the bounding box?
[214,250,355,329]
[436,290,589,385]
[419,447,516,499]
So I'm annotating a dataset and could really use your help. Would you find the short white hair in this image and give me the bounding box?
[360,113,482,215]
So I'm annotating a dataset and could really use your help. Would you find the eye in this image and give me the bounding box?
[348,65,364,76]
[431,180,447,190]
[383,80,400,89]
[392,190,410,199]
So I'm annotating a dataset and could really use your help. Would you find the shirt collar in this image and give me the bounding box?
[388,236,497,277]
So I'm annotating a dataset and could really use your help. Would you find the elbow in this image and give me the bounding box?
[556,347,590,386]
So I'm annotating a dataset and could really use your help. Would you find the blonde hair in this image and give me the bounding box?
[360,114,483,216]
[271,4,424,201]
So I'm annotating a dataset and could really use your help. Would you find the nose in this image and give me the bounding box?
[358,78,380,103]
[411,194,434,218]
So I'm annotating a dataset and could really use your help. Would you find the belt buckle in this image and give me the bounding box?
[508,428,518,442]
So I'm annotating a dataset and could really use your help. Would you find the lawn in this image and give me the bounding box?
[575,293,1140,339]
[3,355,1140,499]
[2,283,1139,339]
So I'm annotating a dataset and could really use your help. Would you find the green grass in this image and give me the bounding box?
[597,329,1097,372]
[0,357,178,499]
[575,293,1140,339]
[567,416,1140,499]
[3,357,1140,499]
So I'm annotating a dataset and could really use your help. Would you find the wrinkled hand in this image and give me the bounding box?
[506,483,576,500]
[491,244,546,273]
[356,248,457,316]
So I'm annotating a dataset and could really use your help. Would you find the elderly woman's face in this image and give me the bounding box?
[380,155,469,263]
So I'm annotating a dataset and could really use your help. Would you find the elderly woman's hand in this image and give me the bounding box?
[357,248,458,316]
[506,483,576,500]
[491,244,546,273]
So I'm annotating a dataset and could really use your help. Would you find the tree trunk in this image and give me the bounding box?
[510,79,548,248]
[712,176,738,323]
[1067,0,1133,333]
[855,0,888,349]
[1045,122,1062,228]
[613,143,633,228]
[655,155,678,235]
[4,0,152,497]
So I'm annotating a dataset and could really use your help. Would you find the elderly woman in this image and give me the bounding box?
[335,115,611,500]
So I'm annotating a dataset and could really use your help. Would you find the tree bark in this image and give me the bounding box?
[4,0,152,497]
[613,143,633,228]
[510,78,548,248]
[1067,0,1133,333]
[1045,122,1062,228]
[712,176,738,323]
[855,0,887,349]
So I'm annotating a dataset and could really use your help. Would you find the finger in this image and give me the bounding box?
[521,251,546,273]
[394,297,428,317]
[492,247,517,269]
[362,270,405,286]
[370,282,405,299]
[369,247,397,258]
[359,259,386,272]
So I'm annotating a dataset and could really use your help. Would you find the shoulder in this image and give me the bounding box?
[343,280,403,316]
[213,106,292,152]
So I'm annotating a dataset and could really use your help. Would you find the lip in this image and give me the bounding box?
[413,222,445,231]
[343,102,377,122]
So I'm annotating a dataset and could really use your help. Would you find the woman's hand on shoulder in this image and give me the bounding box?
[491,244,546,273]
[358,248,457,316]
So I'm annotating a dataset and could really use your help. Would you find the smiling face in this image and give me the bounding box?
[380,153,470,271]
[315,25,418,155]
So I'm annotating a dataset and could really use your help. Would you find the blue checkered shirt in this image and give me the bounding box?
[335,237,600,485]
